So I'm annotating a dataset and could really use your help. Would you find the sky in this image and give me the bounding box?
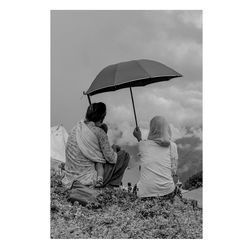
[51,10,202,145]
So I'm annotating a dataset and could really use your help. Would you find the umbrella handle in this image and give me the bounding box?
[87,95,91,105]
[129,87,138,128]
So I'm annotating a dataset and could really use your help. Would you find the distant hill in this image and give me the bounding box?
[183,171,203,190]
[175,136,202,183]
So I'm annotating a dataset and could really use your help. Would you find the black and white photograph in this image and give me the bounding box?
[2,0,250,248]
[51,10,203,239]
[2,0,250,247]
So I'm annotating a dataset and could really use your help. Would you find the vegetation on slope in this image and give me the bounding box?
[183,171,203,190]
[51,173,202,239]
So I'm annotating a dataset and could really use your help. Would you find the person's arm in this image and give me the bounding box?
[171,159,178,175]
[170,142,178,176]
[96,128,117,164]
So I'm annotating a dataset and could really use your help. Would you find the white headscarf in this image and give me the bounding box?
[147,116,172,147]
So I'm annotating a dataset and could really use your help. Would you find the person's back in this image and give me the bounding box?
[63,125,98,186]
[137,140,176,198]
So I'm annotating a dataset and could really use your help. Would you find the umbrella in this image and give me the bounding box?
[84,59,182,127]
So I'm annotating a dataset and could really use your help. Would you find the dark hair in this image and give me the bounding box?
[85,102,106,123]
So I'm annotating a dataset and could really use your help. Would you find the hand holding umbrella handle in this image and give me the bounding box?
[133,126,142,142]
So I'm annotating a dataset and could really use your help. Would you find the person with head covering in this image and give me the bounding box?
[133,116,178,198]
[62,102,129,188]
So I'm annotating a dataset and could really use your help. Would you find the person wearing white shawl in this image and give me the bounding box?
[133,116,178,198]
[62,102,129,188]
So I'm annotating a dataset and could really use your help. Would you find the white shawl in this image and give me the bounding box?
[75,120,106,163]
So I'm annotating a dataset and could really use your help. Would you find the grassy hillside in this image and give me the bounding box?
[51,174,202,239]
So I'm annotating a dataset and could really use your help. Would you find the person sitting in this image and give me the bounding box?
[62,102,129,188]
[133,116,178,199]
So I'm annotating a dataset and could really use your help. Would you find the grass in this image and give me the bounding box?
[50,173,202,239]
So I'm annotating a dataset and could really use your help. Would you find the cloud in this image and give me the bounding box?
[103,80,202,146]
[105,102,191,146]
[184,127,202,140]
[106,105,136,145]
[178,143,191,150]
[51,10,202,138]
[177,11,202,29]
[169,124,186,140]
[136,85,202,128]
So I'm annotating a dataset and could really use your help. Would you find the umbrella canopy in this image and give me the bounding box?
[84,59,182,127]
[86,59,182,96]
